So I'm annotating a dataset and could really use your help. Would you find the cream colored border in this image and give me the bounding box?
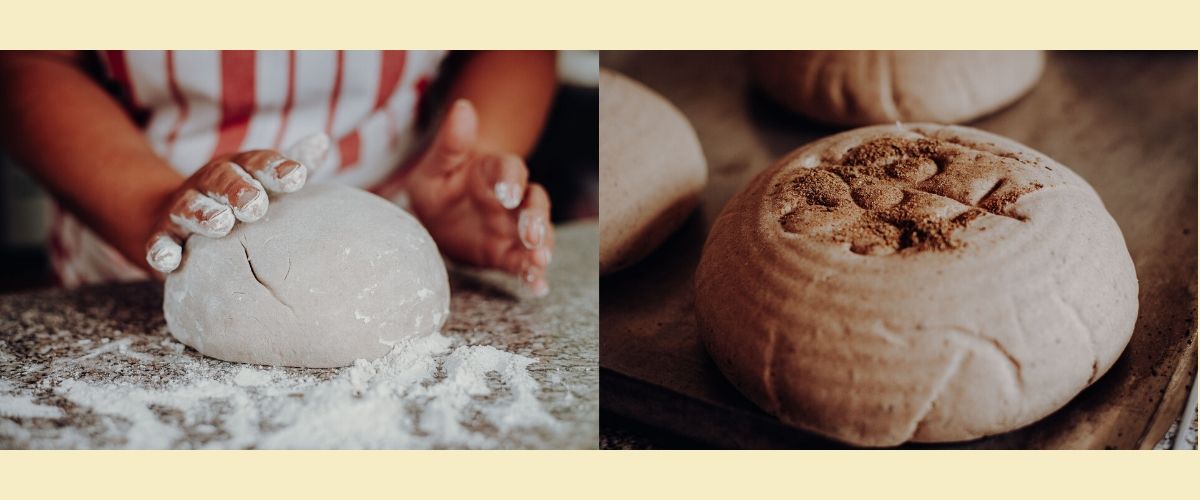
[0,1,1196,49]
[2,451,1199,497]
[1,0,1199,498]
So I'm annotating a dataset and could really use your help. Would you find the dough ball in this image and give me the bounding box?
[600,68,707,274]
[695,124,1137,446]
[164,184,450,368]
[749,51,1044,126]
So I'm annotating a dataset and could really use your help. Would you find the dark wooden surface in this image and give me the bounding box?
[599,51,1198,449]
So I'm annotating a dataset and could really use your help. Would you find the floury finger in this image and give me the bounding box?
[233,150,308,193]
[284,133,333,182]
[167,189,236,238]
[202,161,269,222]
[145,233,182,273]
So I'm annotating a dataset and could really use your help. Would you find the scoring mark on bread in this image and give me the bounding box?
[774,136,1046,255]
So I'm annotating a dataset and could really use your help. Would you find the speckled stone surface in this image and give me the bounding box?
[0,222,598,449]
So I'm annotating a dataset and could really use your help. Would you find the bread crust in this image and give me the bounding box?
[694,124,1138,446]
[600,69,707,274]
[749,51,1045,126]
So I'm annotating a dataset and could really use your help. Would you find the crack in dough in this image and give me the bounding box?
[240,240,294,315]
[906,349,968,442]
[1053,291,1101,384]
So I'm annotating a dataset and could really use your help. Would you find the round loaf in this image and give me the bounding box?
[749,51,1044,126]
[695,124,1138,446]
[600,68,707,274]
[164,184,450,368]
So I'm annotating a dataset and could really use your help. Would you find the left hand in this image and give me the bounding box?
[392,99,554,297]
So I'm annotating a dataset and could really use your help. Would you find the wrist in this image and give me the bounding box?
[117,172,186,270]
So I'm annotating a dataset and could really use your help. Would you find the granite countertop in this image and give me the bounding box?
[0,222,599,449]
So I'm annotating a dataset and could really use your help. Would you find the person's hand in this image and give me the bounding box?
[144,135,330,274]
[399,100,554,296]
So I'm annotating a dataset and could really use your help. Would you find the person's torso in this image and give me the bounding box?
[48,50,448,288]
[99,50,447,187]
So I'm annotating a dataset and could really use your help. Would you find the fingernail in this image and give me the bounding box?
[233,188,268,222]
[146,235,181,273]
[518,211,546,250]
[256,157,306,193]
[494,182,521,210]
[529,280,550,298]
[276,167,306,192]
[174,196,235,237]
[275,161,299,178]
[207,206,235,234]
[519,264,549,297]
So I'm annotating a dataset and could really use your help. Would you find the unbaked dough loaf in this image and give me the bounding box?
[749,51,1044,126]
[695,124,1137,446]
[164,184,450,368]
[600,68,707,274]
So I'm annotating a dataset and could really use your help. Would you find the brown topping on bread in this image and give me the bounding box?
[774,136,1045,255]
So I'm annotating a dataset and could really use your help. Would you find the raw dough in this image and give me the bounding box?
[695,124,1138,446]
[749,51,1044,126]
[600,68,707,274]
[164,184,450,368]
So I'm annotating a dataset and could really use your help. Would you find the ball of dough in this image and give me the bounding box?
[749,51,1044,126]
[600,68,707,274]
[164,184,450,368]
[694,124,1138,446]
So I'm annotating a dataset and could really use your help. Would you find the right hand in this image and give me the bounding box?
[144,135,330,274]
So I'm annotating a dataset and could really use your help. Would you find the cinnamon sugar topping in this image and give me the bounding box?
[774,136,1046,255]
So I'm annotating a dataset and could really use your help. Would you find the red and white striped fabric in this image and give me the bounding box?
[49,50,447,288]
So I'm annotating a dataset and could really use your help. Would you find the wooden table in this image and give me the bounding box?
[600,51,1198,449]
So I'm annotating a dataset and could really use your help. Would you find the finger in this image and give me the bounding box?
[515,183,552,250]
[522,264,550,298]
[420,99,477,175]
[167,189,236,239]
[469,153,529,211]
[492,242,550,298]
[530,245,552,268]
[232,150,307,193]
[283,133,332,180]
[197,160,269,222]
[144,232,183,274]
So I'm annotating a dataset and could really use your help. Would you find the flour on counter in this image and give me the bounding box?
[0,224,600,449]
[0,332,560,449]
[0,381,65,419]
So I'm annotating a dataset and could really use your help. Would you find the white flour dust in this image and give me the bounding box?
[0,381,64,419]
[0,333,560,449]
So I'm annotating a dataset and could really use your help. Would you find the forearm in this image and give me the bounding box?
[444,51,557,157]
[0,51,181,269]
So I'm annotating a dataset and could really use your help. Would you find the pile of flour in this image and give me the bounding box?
[0,333,561,449]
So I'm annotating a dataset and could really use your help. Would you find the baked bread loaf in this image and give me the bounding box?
[749,51,1044,126]
[694,124,1138,446]
[600,68,707,274]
